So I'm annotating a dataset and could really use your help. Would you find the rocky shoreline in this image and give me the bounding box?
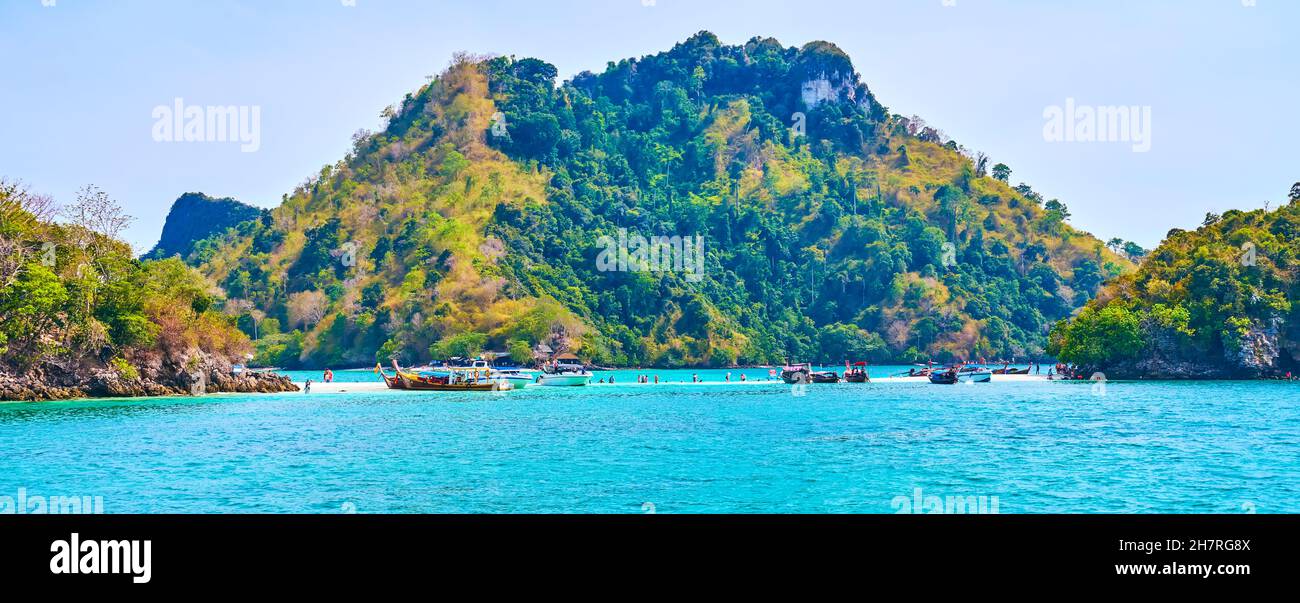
[0,354,298,402]
[1076,319,1298,380]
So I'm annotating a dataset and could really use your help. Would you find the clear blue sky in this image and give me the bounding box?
[2,0,1295,252]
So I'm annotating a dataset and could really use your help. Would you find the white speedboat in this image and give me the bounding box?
[928,366,993,384]
[958,369,993,384]
[491,368,539,388]
[461,359,537,388]
[534,363,593,387]
[535,373,593,386]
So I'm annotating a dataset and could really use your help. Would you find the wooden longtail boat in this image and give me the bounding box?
[892,363,935,378]
[845,361,870,383]
[781,363,812,384]
[991,364,1031,375]
[810,371,841,384]
[376,362,405,389]
[378,361,512,392]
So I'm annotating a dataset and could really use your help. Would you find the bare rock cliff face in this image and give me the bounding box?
[795,41,875,110]
[800,72,869,109]
[1228,318,1284,376]
[1087,319,1294,380]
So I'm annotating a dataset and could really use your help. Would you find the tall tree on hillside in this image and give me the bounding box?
[1044,199,1071,221]
[991,163,1011,183]
[0,178,60,227]
[1014,183,1043,206]
[287,290,328,329]
[64,185,133,243]
[1289,181,1300,203]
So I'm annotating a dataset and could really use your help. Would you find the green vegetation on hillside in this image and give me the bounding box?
[145,192,263,260]
[189,33,1132,368]
[1050,191,1300,378]
[0,180,249,378]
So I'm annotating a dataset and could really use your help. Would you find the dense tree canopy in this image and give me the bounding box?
[0,180,248,375]
[181,33,1131,368]
[1050,198,1300,377]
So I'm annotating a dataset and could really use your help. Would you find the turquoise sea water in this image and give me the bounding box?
[1,367,1297,513]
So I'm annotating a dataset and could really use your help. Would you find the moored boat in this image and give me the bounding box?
[810,371,840,384]
[781,363,812,384]
[376,362,405,389]
[382,361,512,392]
[893,363,937,379]
[465,359,538,388]
[844,361,869,383]
[535,373,593,386]
[492,368,540,388]
[992,363,1031,375]
[929,365,993,384]
[535,362,593,387]
[928,370,957,385]
[963,369,994,383]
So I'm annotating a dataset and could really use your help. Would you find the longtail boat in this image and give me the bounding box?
[781,363,812,384]
[845,361,870,383]
[379,360,512,392]
[810,371,841,384]
[376,361,405,389]
[991,363,1030,375]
